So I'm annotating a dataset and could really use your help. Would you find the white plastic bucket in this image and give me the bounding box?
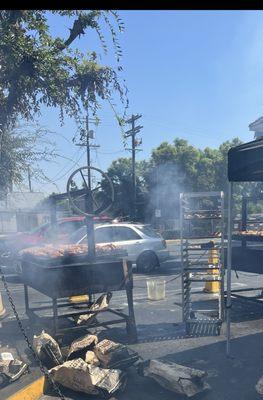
[0,293,6,318]
[146,279,166,301]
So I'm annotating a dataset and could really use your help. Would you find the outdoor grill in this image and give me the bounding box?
[21,250,137,343]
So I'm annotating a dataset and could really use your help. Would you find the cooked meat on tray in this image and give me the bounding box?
[20,243,121,258]
[236,230,263,237]
[184,211,222,219]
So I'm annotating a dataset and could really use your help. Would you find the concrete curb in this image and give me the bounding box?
[6,376,45,400]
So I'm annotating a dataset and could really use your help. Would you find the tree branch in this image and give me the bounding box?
[57,12,100,51]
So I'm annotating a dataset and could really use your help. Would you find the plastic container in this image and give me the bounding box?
[0,293,6,318]
[146,279,166,301]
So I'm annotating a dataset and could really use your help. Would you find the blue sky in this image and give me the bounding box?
[20,10,263,195]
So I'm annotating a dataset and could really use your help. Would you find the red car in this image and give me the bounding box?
[0,215,111,265]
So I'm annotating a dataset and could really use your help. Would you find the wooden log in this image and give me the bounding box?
[256,375,263,395]
[141,359,210,397]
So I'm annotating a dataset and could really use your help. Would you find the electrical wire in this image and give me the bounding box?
[49,148,84,181]
[33,150,86,193]
[143,113,225,140]
[14,183,28,201]
[97,149,126,155]
[50,152,85,182]
[94,147,102,169]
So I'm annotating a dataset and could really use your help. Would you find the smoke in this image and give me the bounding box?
[146,163,186,229]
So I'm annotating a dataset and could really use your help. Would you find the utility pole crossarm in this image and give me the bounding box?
[125,114,142,124]
[124,125,143,137]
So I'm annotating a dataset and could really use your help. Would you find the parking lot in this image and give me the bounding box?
[1,246,263,399]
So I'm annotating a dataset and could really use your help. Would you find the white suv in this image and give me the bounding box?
[70,223,170,273]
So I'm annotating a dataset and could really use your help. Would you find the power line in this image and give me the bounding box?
[34,150,86,193]
[143,115,226,140]
[50,151,86,182]
[49,148,84,181]
[97,149,126,155]
[94,147,102,169]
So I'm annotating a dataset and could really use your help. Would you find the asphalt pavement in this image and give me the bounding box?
[1,250,263,399]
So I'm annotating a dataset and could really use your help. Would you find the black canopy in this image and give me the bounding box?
[228,138,263,182]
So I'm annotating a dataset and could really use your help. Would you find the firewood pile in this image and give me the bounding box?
[33,331,210,398]
[33,331,139,397]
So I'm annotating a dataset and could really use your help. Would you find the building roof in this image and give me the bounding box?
[249,116,263,132]
[3,192,45,211]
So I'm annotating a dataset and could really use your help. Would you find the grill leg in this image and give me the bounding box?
[52,298,58,336]
[24,284,29,315]
[126,287,137,343]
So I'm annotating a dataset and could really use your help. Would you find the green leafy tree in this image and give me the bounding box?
[0,10,126,129]
[0,124,55,197]
[84,136,263,224]
[0,10,127,195]
[147,137,249,221]
[101,157,149,220]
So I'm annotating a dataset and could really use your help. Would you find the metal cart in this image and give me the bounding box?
[180,191,225,336]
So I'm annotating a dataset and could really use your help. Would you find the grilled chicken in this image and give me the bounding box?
[21,243,120,258]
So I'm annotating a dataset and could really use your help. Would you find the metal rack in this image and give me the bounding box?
[180,191,225,336]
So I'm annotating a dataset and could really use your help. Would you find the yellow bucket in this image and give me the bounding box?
[203,248,220,294]
[68,294,89,303]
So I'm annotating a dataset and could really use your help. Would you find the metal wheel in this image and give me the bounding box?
[66,166,114,217]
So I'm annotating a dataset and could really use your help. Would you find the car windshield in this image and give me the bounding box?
[69,226,87,243]
[137,225,162,238]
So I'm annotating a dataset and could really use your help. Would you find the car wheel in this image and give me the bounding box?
[136,251,159,273]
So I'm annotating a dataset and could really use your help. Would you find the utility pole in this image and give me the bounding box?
[75,108,100,260]
[125,114,143,221]
[27,166,32,192]
[76,109,100,180]
[85,111,91,188]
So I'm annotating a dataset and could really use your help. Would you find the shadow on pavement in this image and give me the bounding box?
[4,274,22,284]
[160,332,263,400]
[228,297,263,323]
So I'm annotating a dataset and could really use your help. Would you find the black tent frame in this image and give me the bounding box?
[227,137,263,356]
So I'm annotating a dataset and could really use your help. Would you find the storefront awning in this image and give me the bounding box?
[228,138,263,182]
